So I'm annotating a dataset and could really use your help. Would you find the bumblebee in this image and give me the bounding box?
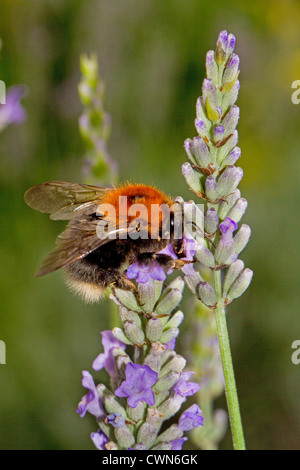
[24,181,187,303]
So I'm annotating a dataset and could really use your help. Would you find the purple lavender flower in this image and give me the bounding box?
[171,437,188,450]
[77,371,105,420]
[219,217,238,244]
[91,430,109,450]
[127,260,166,283]
[106,413,125,428]
[115,363,158,408]
[0,85,26,130]
[178,404,204,431]
[157,243,177,260]
[174,372,201,398]
[181,234,196,261]
[93,330,126,378]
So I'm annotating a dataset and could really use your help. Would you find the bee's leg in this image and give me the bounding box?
[136,252,176,271]
[111,275,144,309]
[111,274,137,292]
[138,253,193,271]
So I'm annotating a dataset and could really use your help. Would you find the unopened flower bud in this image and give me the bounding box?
[160,355,186,376]
[154,371,180,393]
[217,166,243,197]
[227,268,253,300]
[183,269,203,295]
[232,224,251,255]
[155,424,183,444]
[146,407,163,426]
[138,280,163,314]
[123,321,145,345]
[222,105,240,137]
[215,30,228,65]
[137,423,158,449]
[205,208,219,234]
[114,424,135,449]
[218,189,241,220]
[202,79,217,109]
[157,394,186,421]
[227,197,248,223]
[146,318,163,342]
[155,278,184,316]
[184,136,210,167]
[119,306,141,326]
[195,242,215,268]
[113,288,142,312]
[166,310,184,329]
[198,282,217,307]
[205,176,219,201]
[159,328,179,345]
[215,240,234,265]
[214,124,225,144]
[103,396,127,418]
[195,118,208,139]
[227,33,236,54]
[112,327,131,345]
[223,54,240,87]
[223,259,245,295]
[144,353,162,374]
[222,80,240,113]
[206,50,219,85]
[182,162,203,194]
[127,401,146,422]
[217,130,238,164]
[222,146,241,167]
[203,79,222,122]
[196,97,212,131]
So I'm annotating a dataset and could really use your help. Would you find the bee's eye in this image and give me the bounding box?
[91,213,103,220]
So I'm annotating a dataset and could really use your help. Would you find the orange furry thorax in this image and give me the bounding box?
[101,183,174,232]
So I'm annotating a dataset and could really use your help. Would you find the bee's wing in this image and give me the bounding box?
[35,212,134,277]
[24,181,109,220]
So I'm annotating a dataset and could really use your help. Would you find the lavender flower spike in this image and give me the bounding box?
[182,30,252,450]
[79,247,202,449]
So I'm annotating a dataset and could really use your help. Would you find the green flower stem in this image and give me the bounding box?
[213,270,246,450]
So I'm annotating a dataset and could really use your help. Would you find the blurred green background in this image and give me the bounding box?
[1,0,300,450]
